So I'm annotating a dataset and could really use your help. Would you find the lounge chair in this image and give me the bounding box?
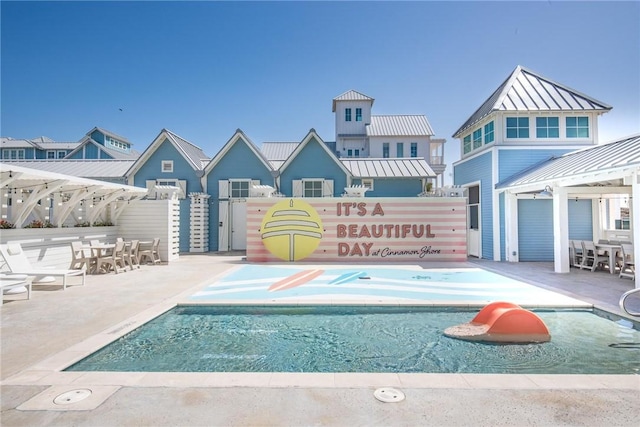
[0,243,85,290]
[1,273,32,302]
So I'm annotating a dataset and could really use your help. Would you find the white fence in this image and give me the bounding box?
[0,199,180,270]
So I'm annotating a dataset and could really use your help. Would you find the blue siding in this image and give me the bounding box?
[34,149,46,159]
[205,138,274,251]
[498,149,576,182]
[98,148,113,160]
[279,137,348,197]
[66,149,84,159]
[568,199,593,240]
[133,138,204,252]
[454,151,493,259]
[518,199,553,261]
[90,130,106,145]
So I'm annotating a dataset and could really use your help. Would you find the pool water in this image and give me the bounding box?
[66,306,640,374]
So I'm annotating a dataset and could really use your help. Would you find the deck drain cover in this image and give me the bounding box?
[53,389,92,405]
[374,387,405,403]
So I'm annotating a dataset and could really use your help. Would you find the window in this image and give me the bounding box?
[157,179,177,187]
[506,117,529,138]
[161,160,173,173]
[230,180,250,198]
[382,143,389,158]
[355,108,362,121]
[345,108,352,122]
[410,143,418,157]
[303,180,323,198]
[57,150,66,159]
[2,149,25,159]
[47,151,56,159]
[566,116,589,138]
[396,142,404,157]
[472,129,482,149]
[484,121,494,144]
[536,117,559,138]
[106,136,129,151]
[463,135,472,154]
[347,149,360,158]
[361,178,374,191]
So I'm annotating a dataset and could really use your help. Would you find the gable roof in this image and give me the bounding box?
[453,65,612,138]
[203,129,273,175]
[332,90,374,112]
[367,115,434,137]
[1,137,40,149]
[341,158,436,178]
[278,129,352,176]
[496,133,640,191]
[126,128,209,178]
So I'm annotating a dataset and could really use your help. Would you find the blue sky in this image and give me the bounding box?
[2,1,639,182]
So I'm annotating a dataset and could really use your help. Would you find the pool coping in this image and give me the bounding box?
[2,264,638,393]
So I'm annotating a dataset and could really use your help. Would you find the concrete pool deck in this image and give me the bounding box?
[1,254,639,426]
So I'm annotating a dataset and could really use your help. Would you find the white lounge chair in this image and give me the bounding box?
[1,274,32,302]
[0,243,86,290]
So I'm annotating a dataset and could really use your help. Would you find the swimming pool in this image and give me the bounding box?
[66,305,640,375]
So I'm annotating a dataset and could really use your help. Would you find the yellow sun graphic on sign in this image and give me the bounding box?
[260,199,323,261]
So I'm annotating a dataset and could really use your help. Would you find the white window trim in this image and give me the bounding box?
[361,178,374,191]
[161,160,174,173]
[229,179,251,199]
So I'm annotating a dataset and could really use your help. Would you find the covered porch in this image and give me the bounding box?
[496,134,640,287]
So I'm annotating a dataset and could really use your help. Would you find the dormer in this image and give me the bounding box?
[88,127,132,153]
[453,65,612,159]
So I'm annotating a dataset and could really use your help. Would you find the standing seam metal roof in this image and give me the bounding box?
[496,134,640,189]
[164,129,210,170]
[0,159,135,178]
[332,90,374,111]
[367,115,435,137]
[340,158,435,178]
[453,65,612,138]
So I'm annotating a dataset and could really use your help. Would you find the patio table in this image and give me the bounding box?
[594,243,621,274]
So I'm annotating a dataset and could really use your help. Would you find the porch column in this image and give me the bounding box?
[632,172,640,288]
[553,186,570,273]
[504,191,519,262]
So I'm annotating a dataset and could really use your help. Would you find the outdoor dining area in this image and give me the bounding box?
[569,239,635,279]
[70,238,161,274]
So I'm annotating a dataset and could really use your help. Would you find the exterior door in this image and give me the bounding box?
[231,200,247,250]
[467,185,480,257]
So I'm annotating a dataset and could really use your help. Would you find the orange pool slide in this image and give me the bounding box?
[444,301,551,343]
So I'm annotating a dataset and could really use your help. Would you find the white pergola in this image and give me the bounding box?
[0,163,148,228]
[496,135,640,288]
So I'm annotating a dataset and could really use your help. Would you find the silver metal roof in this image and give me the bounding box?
[164,129,210,170]
[341,158,436,178]
[1,137,38,149]
[367,115,434,137]
[496,134,640,190]
[0,159,135,179]
[261,142,300,161]
[332,90,374,112]
[37,142,80,150]
[453,65,612,138]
